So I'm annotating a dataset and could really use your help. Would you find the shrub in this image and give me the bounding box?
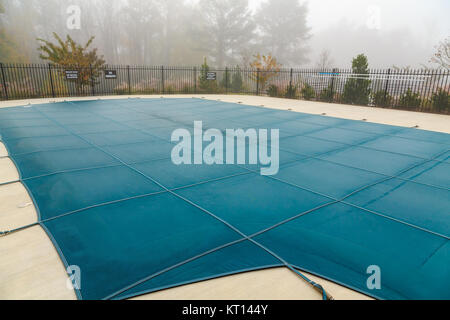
[220,71,231,90]
[372,90,392,107]
[431,89,449,113]
[182,85,193,94]
[8,78,40,99]
[164,85,175,94]
[398,88,422,109]
[300,84,315,100]
[37,33,105,95]
[342,54,371,105]
[231,67,243,92]
[284,83,297,98]
[267,84,279,97]
[114,82,129,95]
[198,58,218,93]
[249,54,281,92]
[319,85,334,102]
[42,71,68,97]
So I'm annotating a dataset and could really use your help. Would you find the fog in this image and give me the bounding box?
[0,0,448,68]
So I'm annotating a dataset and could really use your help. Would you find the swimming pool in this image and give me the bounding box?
[0,98,449,300]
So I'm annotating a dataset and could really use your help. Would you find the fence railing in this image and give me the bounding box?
[0,63,448,114]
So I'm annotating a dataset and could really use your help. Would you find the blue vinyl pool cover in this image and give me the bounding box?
[0,98,449,300]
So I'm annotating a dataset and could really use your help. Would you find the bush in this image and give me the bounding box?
[267,84,279,97]
[164,85,175,94]
[319,85,334,102]
[284,83,297,98]
[199,57,217,92]
[182,85,193,94]
[300,84,315,100]
[372,90,392,107]
[431,89,449,113]
[114,82,129,95]
[398,88,422,109]
[231,67,243,92]
[342,54,371,105]
[220,72,231,90]
[42,71,68,97]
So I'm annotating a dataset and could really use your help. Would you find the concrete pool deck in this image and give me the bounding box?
[1,94,449,300]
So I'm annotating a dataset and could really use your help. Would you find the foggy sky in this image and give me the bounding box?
[2,0,449,68]
[251,0,450,68]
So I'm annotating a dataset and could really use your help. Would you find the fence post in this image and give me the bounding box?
[0,63,8,100]
[161,66,165,94]
[289,68,294,98]
[89,64,95,96]
[384,68,391,104]
[289,68,293,88]
[329,68,337,102]
[225,67,228,94]
[193,67,197,94]
[256,68,260,96]
[127,65,131,95]
[48,63,55,98]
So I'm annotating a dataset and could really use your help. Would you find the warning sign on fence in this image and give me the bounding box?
[105,70,117,79]
[65,70,79,80]
[206,72,216,80]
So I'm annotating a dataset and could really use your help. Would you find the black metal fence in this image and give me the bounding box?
[0,63,449,114]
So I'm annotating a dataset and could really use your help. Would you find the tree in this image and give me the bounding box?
[231,66,243,92]
[194,0,256,67]
[249,54,282,91]
[198,57,217,92]
[430,37,450,70]
[342,54,371,105]
[315,49,334,70]
[255,0,310,66]
[37,33,105,94]
[0,0,26,62]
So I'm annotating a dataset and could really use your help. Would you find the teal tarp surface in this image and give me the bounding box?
[0,98,449,300]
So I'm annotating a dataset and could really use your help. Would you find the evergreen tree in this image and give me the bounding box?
[194,0,256,67]
[255,0,310,66]
[231,66,243,92]
[342,54,371,105]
